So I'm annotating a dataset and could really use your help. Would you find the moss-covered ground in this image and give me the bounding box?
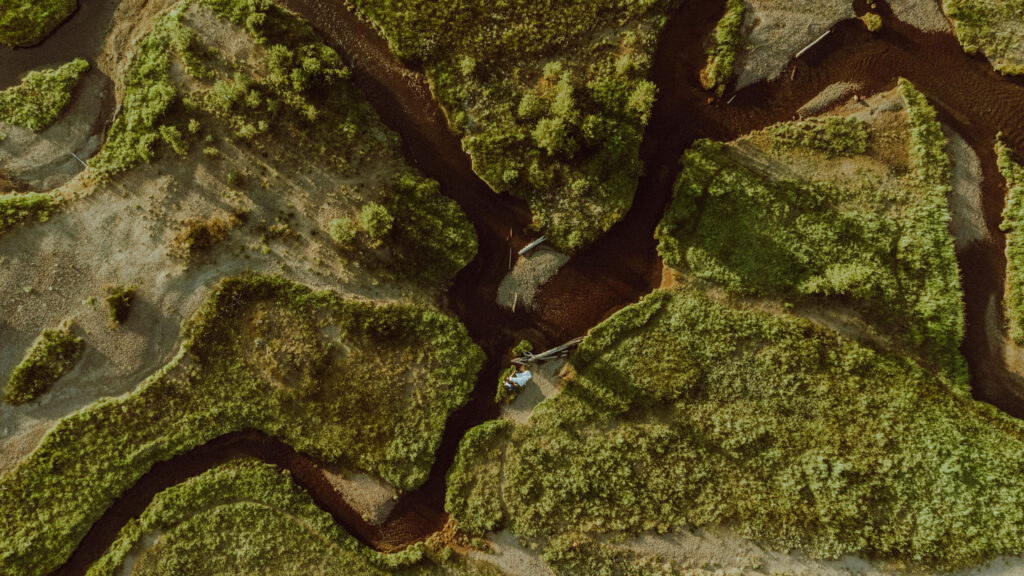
[84,460,505,576]
[656,80,966,386]
[943,0,1024,75]
[448,287,1024,572]
[0,192,59,236]
[699,0,745,96]
[0,0,76,47]
[347,0,679,251]
[0,58,90,131]
[0,275,483,576]
[90,0,475,284]
[998,138,1024,344]
[4,323,83,405]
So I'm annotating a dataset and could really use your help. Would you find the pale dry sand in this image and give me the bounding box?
[497,246,570,312]
[944,127,988,251]
[734,0,951,90]
[469,529,554,576]
[321,465,398,525]
[798,81,862,117]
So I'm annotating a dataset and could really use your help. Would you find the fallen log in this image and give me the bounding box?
[512,336,584,365]
[518,236,547,256]
[796,28,832,59]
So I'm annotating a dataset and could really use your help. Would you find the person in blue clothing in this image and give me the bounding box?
[504,367,533,391]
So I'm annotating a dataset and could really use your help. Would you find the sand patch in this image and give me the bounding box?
[798,81,863,117]
[497,247,570,312]
[320,465,398,525]
[944,127,988,251]
[469,529,554,576]
[888,0,952,33]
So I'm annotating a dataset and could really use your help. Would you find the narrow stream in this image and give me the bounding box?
[25,0,1024,572]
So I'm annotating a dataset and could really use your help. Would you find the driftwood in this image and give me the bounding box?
[512,337,584,365]
[795,28,832,59]
[518,236,547,256]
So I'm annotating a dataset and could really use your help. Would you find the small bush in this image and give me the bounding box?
[328,217,357,245]
[0,58,90,131]
[862,12,883,32]
[172,216,236,258]
[5,324,83,404]
[226,170,245,187]
[357,201,394,242]
[105,285,136,325]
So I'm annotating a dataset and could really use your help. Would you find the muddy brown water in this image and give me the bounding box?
[30,0,1024,572]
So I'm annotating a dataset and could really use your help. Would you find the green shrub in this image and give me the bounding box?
[862,12,883,32]
[328,216,357,245]
[0,0,77,47]
[4,324,83,404]
[767,116,869,157]
[997,138,1024,344]
[358,201,394,243]
[105,285,136,325]
[0,58,90,131]
[0,275,484,576]
[700,0,746,96]
[0,192,58,235]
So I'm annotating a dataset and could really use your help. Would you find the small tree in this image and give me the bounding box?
[358,202,394,246]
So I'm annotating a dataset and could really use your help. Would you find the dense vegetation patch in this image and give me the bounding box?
[0,275,483,576]
[4,324,83,405]
[0,192,59,235]
[89,0,476,283]
[767,116,868,157]
[452,288,1024,570]
[699,0,745,96]
[656,81,965,386]
[943,0,1024,74]
[445,419,511,535]
[86,460,430,575]
[0,58,89,131]
[0,0,76,47]
[997,138,1024,344]
[347,0,679,251]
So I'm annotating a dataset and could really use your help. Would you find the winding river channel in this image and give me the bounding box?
[5,0,1024,572]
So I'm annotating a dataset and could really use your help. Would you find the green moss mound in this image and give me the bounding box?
[0,0,76,47]
[699,0,745,96]
[0,275,484,576]
[997,138,1024,344]
[85,460,429,575]
[0,58,89,131]
[454,287,1024,570]
[0,192,59,236]
[445,419,511,535]
[656,80,965,386]
[4,324,83,405]
[347,0,679,251]
[943,0,1024,75]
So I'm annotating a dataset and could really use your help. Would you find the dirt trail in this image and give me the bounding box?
[34,0,1024,571]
